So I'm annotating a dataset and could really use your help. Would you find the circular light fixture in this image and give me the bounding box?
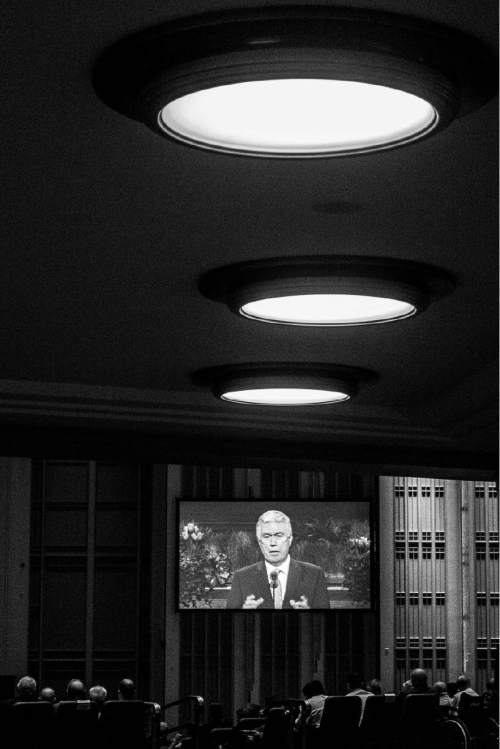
[193,363,375,406]
[199,256,454,327]
[93,7,497,159]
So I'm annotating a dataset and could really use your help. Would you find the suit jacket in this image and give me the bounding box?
[226,558,330,609]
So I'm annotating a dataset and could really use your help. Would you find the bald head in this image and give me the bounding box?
[410,669,428,690]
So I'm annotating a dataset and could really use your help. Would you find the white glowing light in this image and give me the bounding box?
[220,388,350,405]
[160,79,437,154]
[240,294,416,325]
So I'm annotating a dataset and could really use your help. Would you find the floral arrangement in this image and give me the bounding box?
[342,532,371,603]
[179,521,232,608]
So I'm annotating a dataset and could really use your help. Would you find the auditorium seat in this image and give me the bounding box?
[10,700,55,749]
[55,699,101,749]
[317,696,363,749]
[397,693,441,749]
[99,699,161,749]
[358,694,391,749]
[261,707,295,749]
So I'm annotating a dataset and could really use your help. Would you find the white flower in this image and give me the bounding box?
[181,527,189,540]
[187,522,195,532]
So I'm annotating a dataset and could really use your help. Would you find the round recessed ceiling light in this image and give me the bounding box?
[159,79,437,156]
[193,364,375,406]
[199,256,454,327]
[93,7,497,158]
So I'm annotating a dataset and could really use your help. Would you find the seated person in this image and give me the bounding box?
[432,681,452,715]
[299,680,327,728]
[346,674,373,723]
[452,675,479,714]
[367,679,383,695]
[89,685,107,710]
[39,687,57,704]
[118,678,137,700]
[65,678,88,700]
[14,676,38,702]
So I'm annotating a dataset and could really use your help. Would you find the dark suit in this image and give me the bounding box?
[226,558,330,609]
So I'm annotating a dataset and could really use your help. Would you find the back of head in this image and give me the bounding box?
[367,679,383,695]
[432,681,447,694]
[16,676,37,701]
[456,675,470,692]
[118,678,136,700]
[39,687,57,703]
[66,679,87,700]
[89,685,107,704]
[302,680,325,699]
[410,669,428,691]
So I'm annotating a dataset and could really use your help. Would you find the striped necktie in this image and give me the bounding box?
[271,569,283,609]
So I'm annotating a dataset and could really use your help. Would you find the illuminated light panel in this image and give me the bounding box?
[160,79,437,155]
[240,294,417,325]
[220,387,350,405]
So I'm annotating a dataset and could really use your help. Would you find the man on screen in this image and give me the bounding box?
[227,510,330,609]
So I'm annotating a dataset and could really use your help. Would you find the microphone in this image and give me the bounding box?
[270,570,278,605]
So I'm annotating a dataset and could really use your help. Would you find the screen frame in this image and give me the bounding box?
[175,497,377,613]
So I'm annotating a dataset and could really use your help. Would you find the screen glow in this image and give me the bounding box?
[221,387,350,405]
[240,294,416,325]
[160,79,437,154]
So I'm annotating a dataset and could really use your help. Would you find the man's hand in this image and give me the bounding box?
[243,594,264,609]
[289,595,310,609]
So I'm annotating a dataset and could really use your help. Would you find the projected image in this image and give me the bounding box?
[177,500,373,610]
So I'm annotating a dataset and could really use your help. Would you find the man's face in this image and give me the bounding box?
[258,521,292,566]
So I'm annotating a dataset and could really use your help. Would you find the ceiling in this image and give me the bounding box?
[2,1,498,477]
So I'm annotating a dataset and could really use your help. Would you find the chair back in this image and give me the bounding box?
[55,699,101,749]
[359,695,385,740]
[261,707,294,749]
[319,696,362,749]
[11,701,55,749]
[457,691,484,738]
[100,699,160,749]
[402,692,440,727]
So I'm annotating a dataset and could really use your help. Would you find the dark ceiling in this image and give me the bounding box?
[2,1,498,476]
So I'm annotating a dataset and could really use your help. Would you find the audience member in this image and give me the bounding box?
[407,668,431,694]
[15,676,38,702]
[39,686,57,703]
[300,680,327,727]
[452,674,479,713]
[66,678,88,700]
[346,674,373,724]
[432,681,452,715]
[118,678,136,700]
[89,685,107,706]
[367,679,383,695]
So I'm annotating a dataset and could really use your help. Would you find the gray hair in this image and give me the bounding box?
[256,510,292,539]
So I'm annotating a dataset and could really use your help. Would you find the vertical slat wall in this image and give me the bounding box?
[29,460,151,698]
[392,477,498,692]
[177,465,377,716]
[473,482,499,692]
[393,478,448,688]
